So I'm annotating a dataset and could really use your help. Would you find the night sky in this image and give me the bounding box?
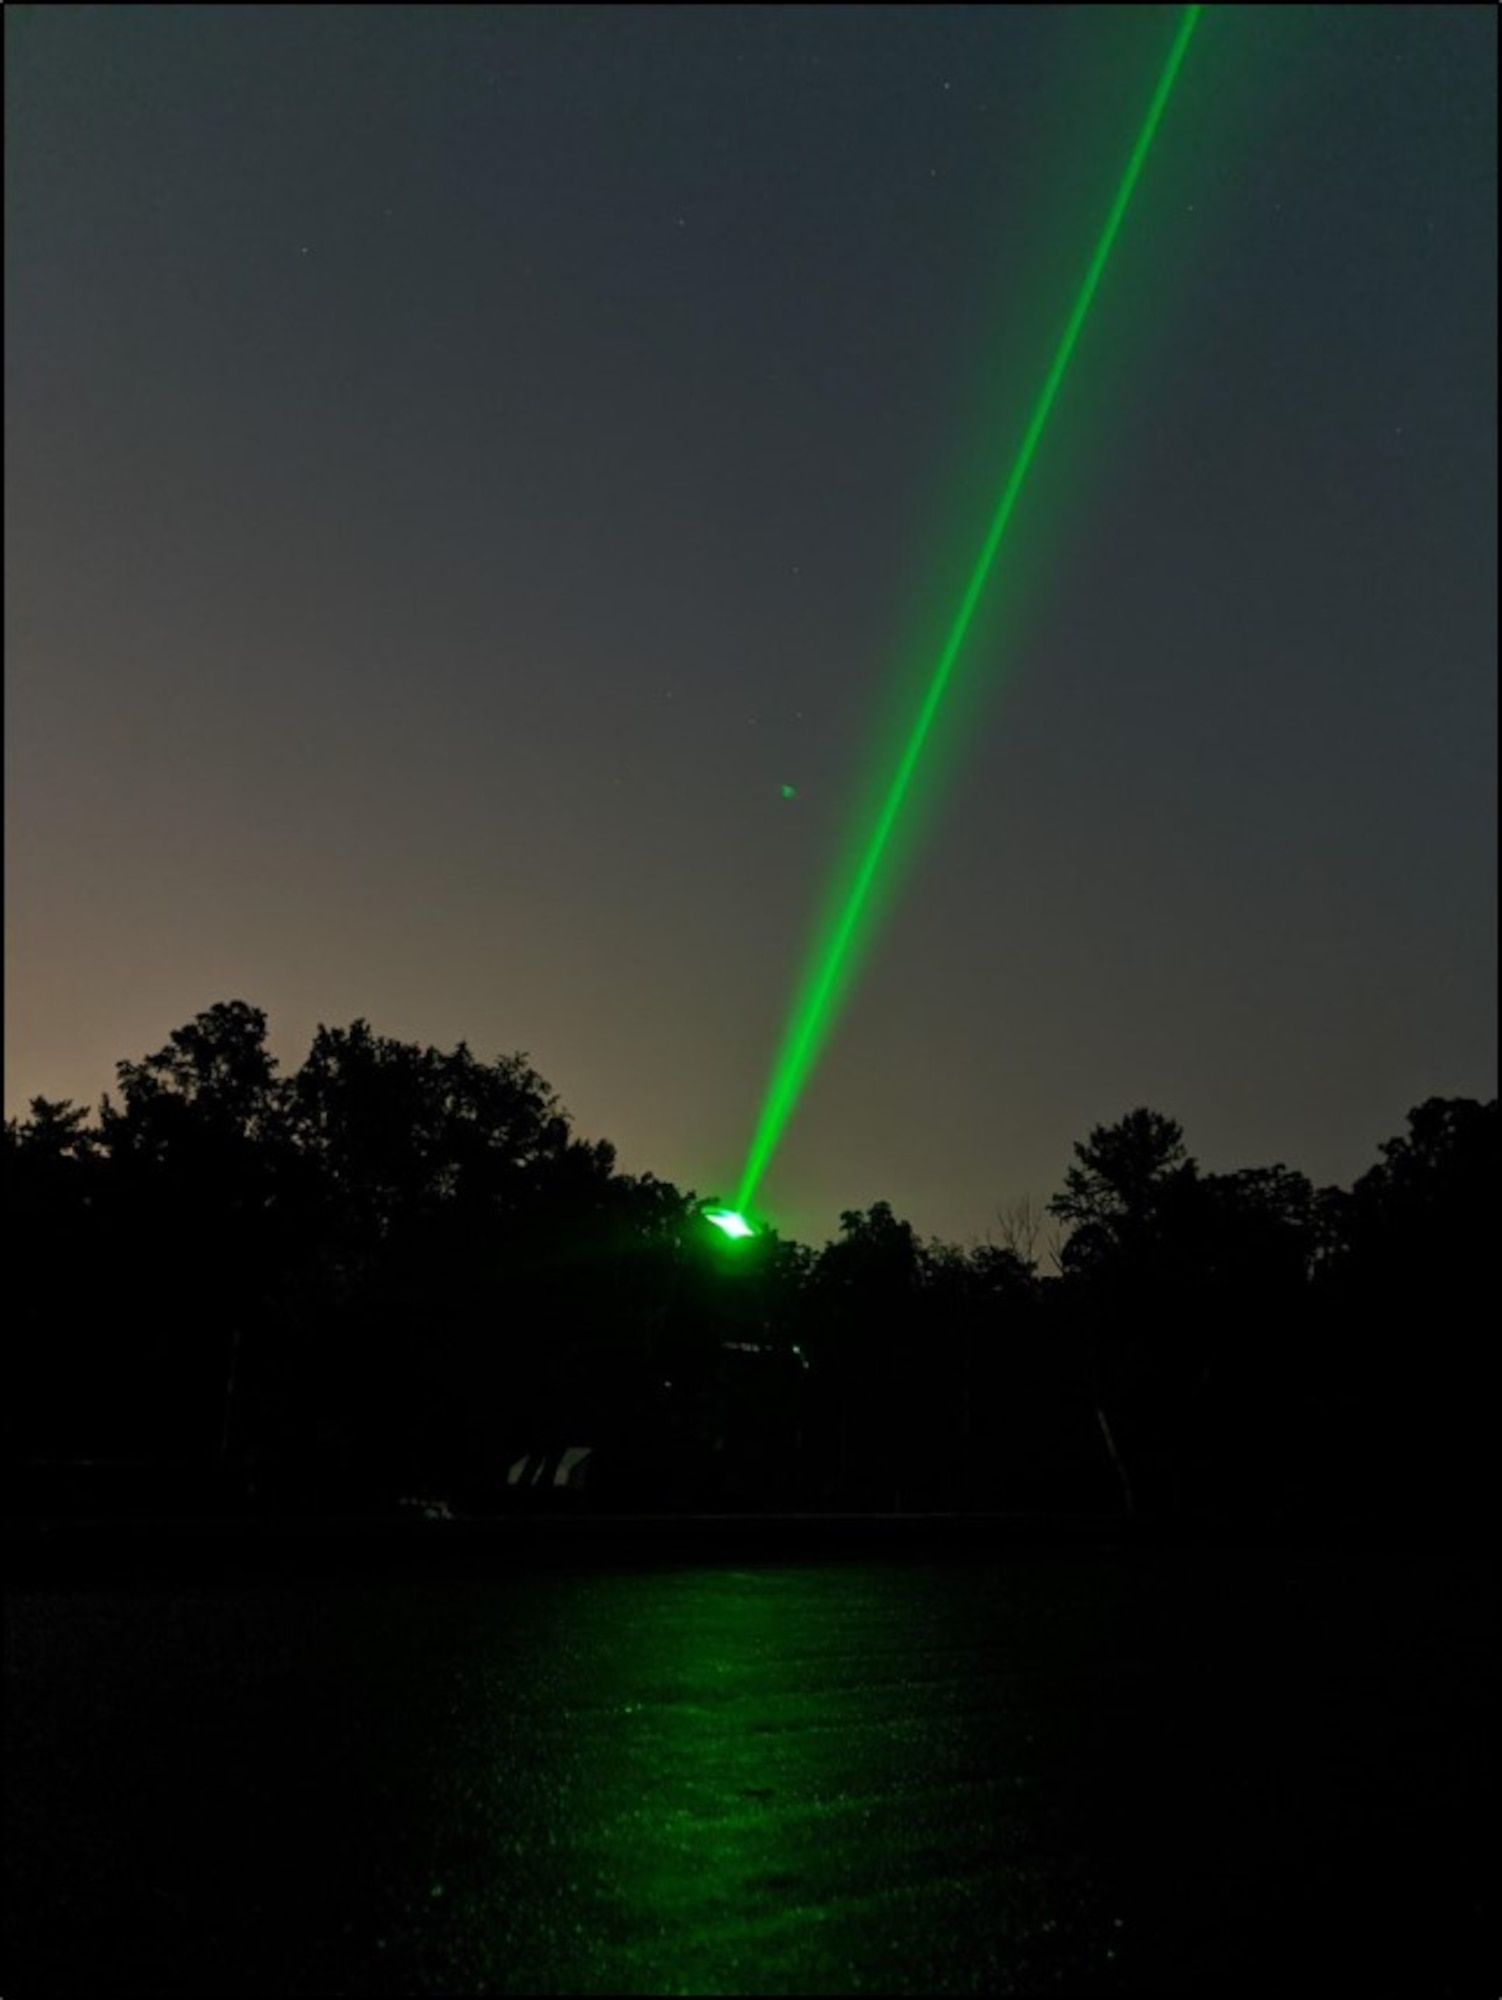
[7,5,1496,1247]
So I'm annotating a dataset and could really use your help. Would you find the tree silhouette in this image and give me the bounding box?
[112,1000,282,1127]
[1046,1110,1207,1512]
[7,998,1494,1530]
[1049,1108,1195,1273]
[94,1003,303,1476]
[1313,1096,1498,1525]
[6,1095,97,1165]
[5,1099,107,1467]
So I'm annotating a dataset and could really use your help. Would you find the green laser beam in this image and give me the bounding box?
[736,5,1202,1216]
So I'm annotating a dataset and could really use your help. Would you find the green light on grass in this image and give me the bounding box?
[735,5,1202,1216]
[703,1207,756,1241]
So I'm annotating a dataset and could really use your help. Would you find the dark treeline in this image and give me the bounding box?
[5,1000,1495,1530]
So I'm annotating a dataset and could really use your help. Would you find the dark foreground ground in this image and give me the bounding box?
[3,1519,1495,1995]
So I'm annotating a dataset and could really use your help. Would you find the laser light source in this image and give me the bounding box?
[703,1206,757,1241]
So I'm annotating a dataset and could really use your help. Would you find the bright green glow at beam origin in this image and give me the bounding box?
[736,6,1202,1216]
[704,1206,756,1240]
